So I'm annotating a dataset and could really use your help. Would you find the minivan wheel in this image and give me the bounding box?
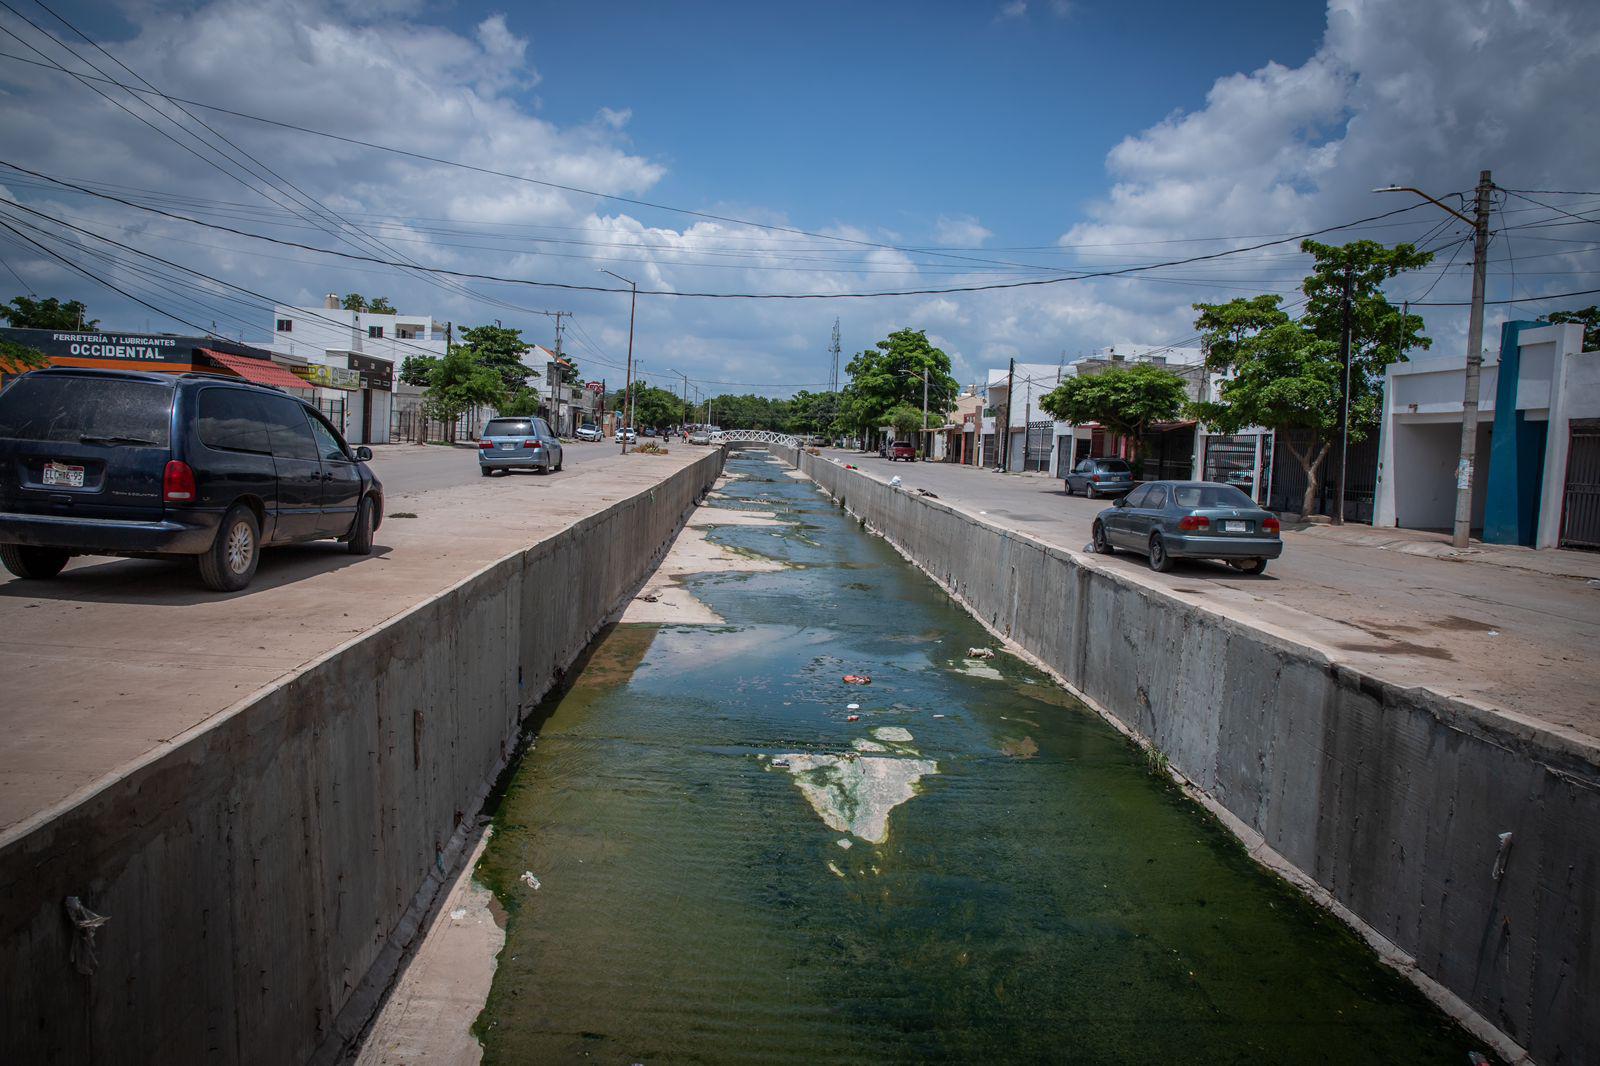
[1148,534,1174,573]
[1085,483,1099,500]
[198,504,260,592]
[347,495,375,556]
[0,543,70,580]
[480,466,493,477]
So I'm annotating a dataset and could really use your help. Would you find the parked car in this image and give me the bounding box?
[575,423,602,442]
[887,441,917,462]
[643,427,657,438]
[615,426,637,444]
[479,416,563,476]
[688,429,712,445]
[1064,457,1135,498]
[1090,480,1282,574]
[0,367,382,592]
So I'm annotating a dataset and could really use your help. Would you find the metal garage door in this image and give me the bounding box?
[1560,419,1600,550]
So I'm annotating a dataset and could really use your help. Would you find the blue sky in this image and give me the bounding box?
[3,0,1596,393]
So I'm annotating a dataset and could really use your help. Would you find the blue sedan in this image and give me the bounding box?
[1091,480,1282,574]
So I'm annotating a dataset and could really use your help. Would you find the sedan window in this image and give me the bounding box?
[1123,485,1152,508]
[1144,485,1168,509]
[1172,484,1256,509]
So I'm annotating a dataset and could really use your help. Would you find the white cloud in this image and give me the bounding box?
[998,1,1028,20]
[934,214,993,247]
[0,0,1595,396]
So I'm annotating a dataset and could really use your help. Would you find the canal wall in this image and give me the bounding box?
[770,445,1594,1066]
[0,450,724,1066]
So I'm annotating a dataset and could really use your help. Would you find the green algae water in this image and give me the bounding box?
[473,451,1481,1064]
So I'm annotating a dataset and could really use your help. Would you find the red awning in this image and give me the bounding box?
[201,349,311,390]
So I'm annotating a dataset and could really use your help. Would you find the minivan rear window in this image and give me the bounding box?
[484,419,535,436]
[0,374,172,446]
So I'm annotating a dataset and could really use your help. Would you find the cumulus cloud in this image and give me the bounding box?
[934,215,993,247]
[997,1,1027,21]
[0,0,1595,396]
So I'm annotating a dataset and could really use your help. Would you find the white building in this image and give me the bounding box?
[1374,320,1598,549]
[266,296,451,445]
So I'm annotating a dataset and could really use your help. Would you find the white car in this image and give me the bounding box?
[575,423,602,442]
[688,429,712,445]
[614,427,637,443]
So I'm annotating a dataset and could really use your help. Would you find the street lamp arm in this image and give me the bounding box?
[1372,186,1476,227]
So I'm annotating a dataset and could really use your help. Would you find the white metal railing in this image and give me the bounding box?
[710,429,802,449]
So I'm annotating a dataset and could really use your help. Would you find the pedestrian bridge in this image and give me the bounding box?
[710,429,802,449]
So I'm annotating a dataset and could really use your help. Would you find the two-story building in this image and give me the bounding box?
[266,296,450,445]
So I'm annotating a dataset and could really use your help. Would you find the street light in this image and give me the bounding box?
[893,367,932,459]
[1375,171,1493,548]
[600,269,637,454]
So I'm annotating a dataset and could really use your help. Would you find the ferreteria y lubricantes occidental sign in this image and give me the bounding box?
[0,327,186,362]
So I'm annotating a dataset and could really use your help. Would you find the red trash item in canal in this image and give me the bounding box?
[843,675,871,685]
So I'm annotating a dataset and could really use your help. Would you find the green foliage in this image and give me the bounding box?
[629,383,685,429]
[886,403,928,436]
[455,324,537,392]
[840,328,959,437]
[340,293,366,311]
[398,354,438,387]
[422,345,505,423]
[1541,305,1600,350]
[1193,239,1433,515]
[366,296,397,314]
[0,338,48,372]
[1039,363,1188,452]
[497,388,543,417]
[1,295,96,330]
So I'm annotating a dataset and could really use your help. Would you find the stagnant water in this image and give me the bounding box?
[472,452,1480,1064]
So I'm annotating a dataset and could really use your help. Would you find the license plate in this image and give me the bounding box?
[1223,520,1249,532]
[43,461,85,488]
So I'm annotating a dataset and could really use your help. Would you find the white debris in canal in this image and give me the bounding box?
[871,726,914,744]
[771,749,938,844]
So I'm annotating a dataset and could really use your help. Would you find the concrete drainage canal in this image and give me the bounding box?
[425,449,1487,1063]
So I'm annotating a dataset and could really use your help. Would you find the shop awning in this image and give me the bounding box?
[201,349,310,390]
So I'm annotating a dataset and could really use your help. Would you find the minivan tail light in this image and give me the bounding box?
[1263,516,1281,534]
[1177,515,1210,531]
[524,440,542,449]
[163,460,197,504]
[478,440,493,449]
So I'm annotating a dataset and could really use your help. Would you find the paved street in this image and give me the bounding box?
[821,449,1600,745]
[0,445,707,833]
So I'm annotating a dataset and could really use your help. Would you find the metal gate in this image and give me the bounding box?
[1022,420,1053,472]
[1560,419,1600,550]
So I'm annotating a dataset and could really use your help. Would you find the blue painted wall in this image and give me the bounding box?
[1482,320,1546,545]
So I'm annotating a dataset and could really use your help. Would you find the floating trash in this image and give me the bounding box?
[519,871,541,891]
[837,839,853,850]
[965,647,996,659]
[843,675,872,685]
[846,703,860,710]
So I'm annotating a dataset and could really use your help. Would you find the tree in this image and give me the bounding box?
[367,296,397,314]
[398,355,439,386]
[340,293,367,312]
[455,324,537,392]
[1193,239,1433,517]
[0,295,96,330]
[1540,305,1599,350]
[631,383,685,430]
[886,403,928,438]
[841,328,959,445]
[1039,363,1188,468]
[0,338,48,373]
[497,388,542,417]
[422,346,504,426]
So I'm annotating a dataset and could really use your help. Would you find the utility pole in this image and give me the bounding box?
[600,271,636,454]
[921,367,929,460]
[1000,357,1016,472]
[1333,252,1355,525]
[828,318,842,394]
[1374,170,1494,547]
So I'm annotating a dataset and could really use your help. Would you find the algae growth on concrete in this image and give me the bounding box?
[473,450,1485,1064]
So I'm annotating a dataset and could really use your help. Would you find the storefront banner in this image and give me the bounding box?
[347,354,394,391]
[293,363,362,390]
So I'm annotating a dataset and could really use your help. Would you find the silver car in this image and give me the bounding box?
[478,416,564,476]
[1091,480,1282,574]
[1065,457,1135,498]
[575,423,602,442]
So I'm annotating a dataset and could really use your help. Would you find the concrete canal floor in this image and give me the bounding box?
[367,451,1491,1064]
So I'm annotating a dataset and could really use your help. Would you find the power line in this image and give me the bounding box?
[0,161,1439,300]
[1409,285,1600,307]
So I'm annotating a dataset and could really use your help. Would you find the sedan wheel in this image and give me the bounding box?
[1063,480,1074,497]
[1147,533,1174,573]
[1091,521,1113,555]
[1229,557,1267,575]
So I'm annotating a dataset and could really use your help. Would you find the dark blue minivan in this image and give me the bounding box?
[0,368,383,591]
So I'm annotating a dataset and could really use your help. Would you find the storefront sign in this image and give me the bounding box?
[347,354,394,391]
[1,326,195,368]
[585,380,604,393]
[293,363,362,390]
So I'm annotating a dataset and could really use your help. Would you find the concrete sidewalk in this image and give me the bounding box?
[820,450,1600,746]
[0,448,703,834]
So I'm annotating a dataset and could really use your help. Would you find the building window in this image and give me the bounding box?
[368,325,383,338]
[276,318,293,332]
